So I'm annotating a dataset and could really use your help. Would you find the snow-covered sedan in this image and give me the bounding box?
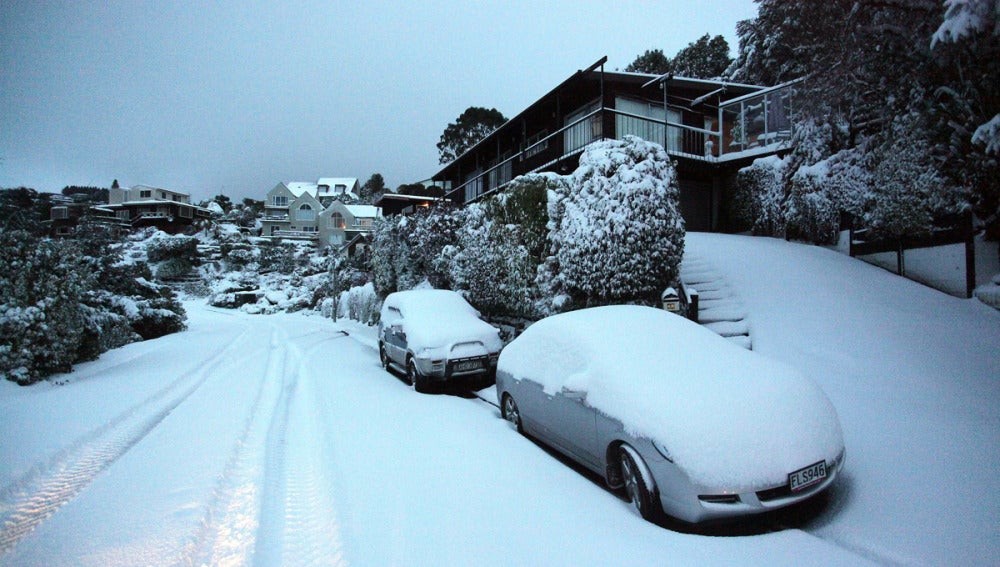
[497,305,845,525]
[378,289,503,393]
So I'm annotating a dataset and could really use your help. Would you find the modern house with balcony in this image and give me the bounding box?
[261,178,379,251]
[106,184,213,233]
[428,57,797,232]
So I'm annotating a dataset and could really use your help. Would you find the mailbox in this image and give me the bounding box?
[662,287,681,313]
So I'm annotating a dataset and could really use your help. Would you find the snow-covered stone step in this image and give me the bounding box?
[698,308,748,324]
[704,320,750,337]
[681,254,752,349]
[692,288,730,301]
[726,335,753,350]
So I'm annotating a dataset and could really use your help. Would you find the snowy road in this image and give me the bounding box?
[2,307,869,566]
[2,233,998,566]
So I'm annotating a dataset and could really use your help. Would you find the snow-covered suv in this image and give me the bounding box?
[378,289,503,392]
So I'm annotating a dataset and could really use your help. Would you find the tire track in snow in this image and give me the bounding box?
[0,327,254,557]
[275,337,348,567]
[183,326,288,567]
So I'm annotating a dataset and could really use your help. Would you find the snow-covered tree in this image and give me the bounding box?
[931,0,1000,239]
[0,231,91,384]
[865,113,965,238]
[551,136,685,306]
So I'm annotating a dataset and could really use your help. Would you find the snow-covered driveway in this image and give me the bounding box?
[1,233,997,566]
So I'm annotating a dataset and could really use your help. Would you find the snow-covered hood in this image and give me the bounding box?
[499,305,844,489]
[383,289,502,354]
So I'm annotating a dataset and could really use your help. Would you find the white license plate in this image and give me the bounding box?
[789,461,827,492]
[454,360,483,372]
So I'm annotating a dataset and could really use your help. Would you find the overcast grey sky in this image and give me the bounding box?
[1,1,757,203]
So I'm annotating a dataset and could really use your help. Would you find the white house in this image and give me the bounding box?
[261,178,379,251]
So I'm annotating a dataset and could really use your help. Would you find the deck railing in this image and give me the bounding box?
[445,81,798,204]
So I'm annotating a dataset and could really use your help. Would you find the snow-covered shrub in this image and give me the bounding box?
[446,205,534,317]
[258,242,298,274]
[404,205,462,290]
[75,303,137,362]
[734,155,788,236]
[146,233,199,263]
[0,231,91,384]
[336,282,381,324]
[785,160,841,244]
[370,215,415,296]
[445,174,558,319]
[222,244,257,270]
[550,136,685,306]
[155,257,193,280]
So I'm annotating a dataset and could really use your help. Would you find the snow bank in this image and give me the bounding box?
[500,305,844,488]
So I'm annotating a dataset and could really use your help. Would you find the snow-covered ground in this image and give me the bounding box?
[1,233,998,566]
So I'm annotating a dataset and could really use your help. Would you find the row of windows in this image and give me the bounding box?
[265,213,371,229]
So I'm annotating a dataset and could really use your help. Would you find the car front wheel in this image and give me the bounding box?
[619,445,663,523]
[379,344,391,371]
[407,358,429,393]
[501,394,523,434]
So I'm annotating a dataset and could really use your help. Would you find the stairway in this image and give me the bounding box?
[680,255,752,350]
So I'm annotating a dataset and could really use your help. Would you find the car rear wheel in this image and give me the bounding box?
[379,344,391,371]
[501,394,523,434]
[407,358,429,393]
[619,445,663,523]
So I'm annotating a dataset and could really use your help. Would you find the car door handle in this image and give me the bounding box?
[560,386,587,401]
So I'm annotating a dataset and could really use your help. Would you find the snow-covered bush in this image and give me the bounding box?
[337,282,381,324]
[447,174,559,319]
[785,161,841,244]
[405,205,462,289]
[155,257,193,280]
[734,155,787,236]
[370,215,413,296]
[258,242,299,274]
[550,136,685,306]
[0,231,91,384]
[146,233,199,263]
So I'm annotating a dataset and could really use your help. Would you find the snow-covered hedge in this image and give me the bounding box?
[337,282,381,324]
[551,136,685,306]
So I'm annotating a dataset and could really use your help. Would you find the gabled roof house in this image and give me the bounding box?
[429,57,797,232]
[261,178,380,252]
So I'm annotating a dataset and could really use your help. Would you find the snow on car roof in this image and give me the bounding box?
[383,289,498,351]
[499,305,844,489]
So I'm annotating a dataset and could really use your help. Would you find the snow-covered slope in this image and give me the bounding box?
[685,233,1000,566]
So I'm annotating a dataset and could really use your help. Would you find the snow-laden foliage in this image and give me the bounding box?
[733,155,787,236]
[0,231,90,384]
[336,282,381,325]
[447,175,557,319]
[370,215,414,297]
[786,161,841,245]
[0,227,187,384]
[553,136,685,305]
[933,0,999,45]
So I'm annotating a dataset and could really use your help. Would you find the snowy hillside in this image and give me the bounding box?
[1,233,997,566]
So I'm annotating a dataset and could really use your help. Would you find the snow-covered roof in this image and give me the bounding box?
[343,205,379,218]
[285,182,317,198]
[317,177,357,191]
[283,178,359,200]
